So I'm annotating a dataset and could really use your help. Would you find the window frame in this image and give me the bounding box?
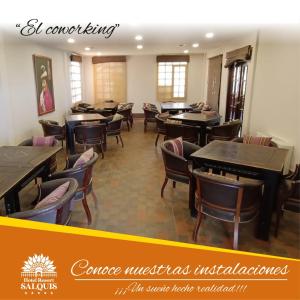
[69,60,83,104]
[157,61,188,101]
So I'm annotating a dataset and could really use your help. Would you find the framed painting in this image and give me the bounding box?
[33,55,55,116]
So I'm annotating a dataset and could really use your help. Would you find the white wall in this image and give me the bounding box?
[248,30,300,167]
[83,54,207,113]
[0,33,13,145]
[0,36,72,145]
[204,32,258,130]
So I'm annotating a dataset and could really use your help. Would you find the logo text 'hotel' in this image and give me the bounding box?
[21,254,58,295]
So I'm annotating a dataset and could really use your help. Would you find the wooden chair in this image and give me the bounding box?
[18,138,60,176]
[275,164,300,237]
[50,153,99,225]
[192,170,263,250]
[117,108,132,131]
[39,120,65,146]
[106,115,124,147]
[143,107,159,132]
[165,123,199,144]
[74,124,106,158]
[8,178,78,225]
[232,137,278,147]
[207,120,242,143]
[161,140,200,215]
[155,113,169,146]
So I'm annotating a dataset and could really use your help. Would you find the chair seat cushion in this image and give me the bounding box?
[35,181,70,209]
[81,121,100,125]
[165,137,183,157]
[112,113,123,121]
[33,136,55,146]
[73,148,94,168]
[243,135,272,146]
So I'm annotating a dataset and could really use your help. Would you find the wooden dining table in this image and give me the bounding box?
[161,102,192,113]
[0,145,61,214]
[190,140,288,241]
[169,112,220,146]
[65,113,108,154]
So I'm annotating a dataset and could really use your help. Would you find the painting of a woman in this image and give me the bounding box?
[33,55,55,115]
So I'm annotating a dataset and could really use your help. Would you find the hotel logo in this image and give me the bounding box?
[20,254,58,295]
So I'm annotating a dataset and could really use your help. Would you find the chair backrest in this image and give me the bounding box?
[50,153,99,192]
[117,108,131,119]
[155,114,167,131]
[74,124,106,145]
[161,140,188,175]
[209,121,242,141]
[39,120,64,137]
[107,117,123,132]
[18,138,59,147]
[165,123,198,144]
[193,170,263,221]
[232,137,278,147]
[144,108,158,119]
[8,178,78,224]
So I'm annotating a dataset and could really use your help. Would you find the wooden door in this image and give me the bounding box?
[207,55,223,111]
[225,61,248,122]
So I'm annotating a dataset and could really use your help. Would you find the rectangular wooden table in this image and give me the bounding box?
[190,140,288,241]
[65,113,107,154]
[161,102,192,113]
[0,146,62,214]
[169,112,220,146]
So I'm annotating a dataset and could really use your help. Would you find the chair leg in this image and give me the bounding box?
[91,189,99,209]
[193,212,203,242]
[173,181,176,188]
[144,120,147,132]
[155,134,160,146]
[275,199,283,237]
[119,135,124,147]
[161,177,168,197]
[116,136,119,144]
[82,195,92,225]
[99,143,104,159]
[233,220,240,250]
[127,121,130,131]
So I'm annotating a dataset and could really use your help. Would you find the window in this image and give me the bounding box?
[94,62,126,102]
[69,61,82,104]
[157,62,188,101]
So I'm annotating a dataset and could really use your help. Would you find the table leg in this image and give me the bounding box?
[189,176,197,217]
[4,190,20,214]
[256,171,280,241]
[66,121,76,155]
[199,125,207,147]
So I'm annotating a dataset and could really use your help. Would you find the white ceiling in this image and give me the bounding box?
[3,24,259,56]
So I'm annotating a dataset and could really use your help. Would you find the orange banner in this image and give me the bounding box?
[0,217,299,300]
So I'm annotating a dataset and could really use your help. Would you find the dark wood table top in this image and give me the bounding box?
[161,102,191,110]
[169,112,220,124]
[65,113,107,123]
[94,101,118,110]
[191,140,288,173]
[0,146,62,198]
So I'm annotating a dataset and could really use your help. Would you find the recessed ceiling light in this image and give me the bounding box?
[183,50,189,54]
[192,43,199,48]
[67,38,75,43]
[85,47,91,51]
[205,32,214,38]
[96,52,102,56]
[135,35,143,41]
[137,45,143,50]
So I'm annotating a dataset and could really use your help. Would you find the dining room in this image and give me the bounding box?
[0,23,299,259]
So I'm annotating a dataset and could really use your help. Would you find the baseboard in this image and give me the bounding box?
[133,113,144,118]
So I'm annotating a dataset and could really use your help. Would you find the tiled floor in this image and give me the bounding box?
[2,119,300,258]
